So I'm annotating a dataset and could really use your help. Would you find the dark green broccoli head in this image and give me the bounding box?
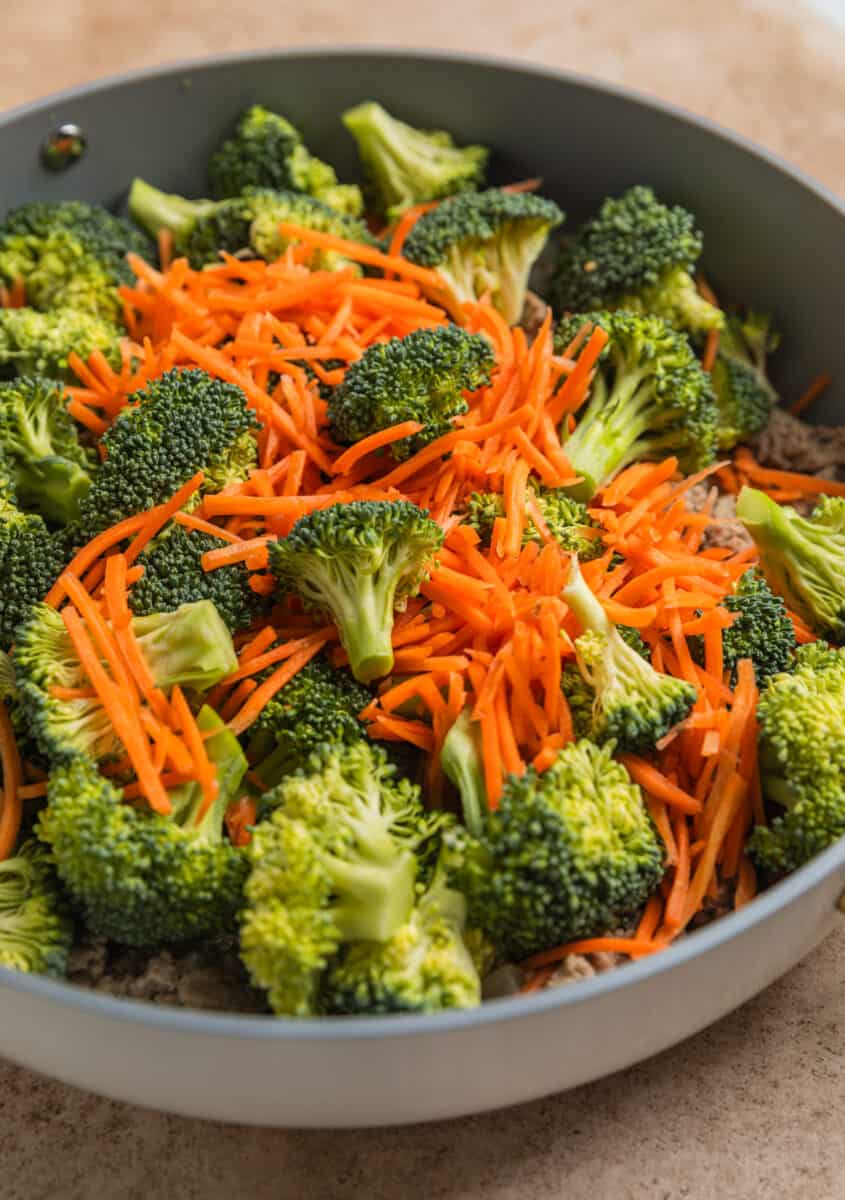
[554,310,718,500]
[328,325,493,460]
[129,179,372,271]
[464,487,605,559]
[0,376,93,525]
[269,499,443,684]
[690,569,796,683]
[37,711,248,946]
[446,738,663,960]
[0,200,152,321]
[748,645,845,875]
[342,100,488,221]
[710,311,779,450]
[737,488,845,642]
[551,186,722,335]
[0,500,67,649]
[239,741,434,1015]
[208,105,362,216]
[246,654,372,789]
[78,368,258,536]
[402,189,564,324]
[0,839,74,977]
[0,307,121,380]
[129,522,266,634]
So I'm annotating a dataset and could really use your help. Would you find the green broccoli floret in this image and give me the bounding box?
[446,738,663,960]
[0,840,73,977]
[464,486,605,559]
[0,200,152,321]
[128,522,265,634]
[269,500,443,684]
[239,742,433,1015]
[401,189,563,324]
[0,307,121,380]
[328,325,493,460]
[208,105,363,216]
[14,600,237,763]
[689,569,796,683]
[737,488,845,641]
[37,710,248,946]
[554,310,718,500]
[747,645,845,875]
[563,623,651,739]
[0,376,93,525]
[77,368,257,537]
[440,707,486,838]
[128,180,373,271]
[246,655,371,789]
[563,557,696,752]
[0,498,67,649]
[551,186,723,335]
[321,858,481,1015]
[710,312,779,449]
[342,100,488,222]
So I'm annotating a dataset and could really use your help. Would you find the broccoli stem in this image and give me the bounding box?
[563,557,612,634]
[441,708,487,837]
[128,178,212,241]
[562,369,653,500]
[17,455,92,526]
[326,847,417,942]
[311,565,400,683]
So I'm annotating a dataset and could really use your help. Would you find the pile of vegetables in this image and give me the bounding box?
[0,99,841,1016]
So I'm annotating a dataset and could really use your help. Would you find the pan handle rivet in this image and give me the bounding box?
[41,124,87,171]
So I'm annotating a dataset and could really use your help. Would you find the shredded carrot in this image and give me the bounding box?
[790,372,831,417]
[0,705,23,860]
[522,936,661,970]
[330,421,424,476]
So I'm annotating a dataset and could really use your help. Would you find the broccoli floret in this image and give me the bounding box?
[737,488,845,641]
[563,623,651,738]
[0,840,73,977]
[440,707,486,838]
[328,325,493,460]
[401,189,563,324]
[342,100,488,222]
[747,645,845,875]
[0,307,121,381]
[246,655,371,789]
[129,180,373,271]
[563,557,696,752]
[77,368,257,536]
[15,600,237,763]
[446,738,663,960]
[239,742,433,1015]
[710,312,779,449]
[464,487,605,559]
[321,859,481,1014]
[0,498,67,649]
[269,500,443,684]
[554,310,718,500]
[0,376,93,525]
[689,569,796,683]
[551,186,723,335]
[129,522,265,634]
[208,105,363,216]
[37,710,248,946]
[0,200,152,321]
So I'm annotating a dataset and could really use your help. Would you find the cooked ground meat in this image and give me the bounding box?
[685,482,753,554]
[520,289,550,341]
[751,406,845,478]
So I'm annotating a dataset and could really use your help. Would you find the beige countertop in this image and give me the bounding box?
[3,3,845,1196]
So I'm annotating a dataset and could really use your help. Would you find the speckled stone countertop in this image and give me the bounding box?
[3,3,845,1196]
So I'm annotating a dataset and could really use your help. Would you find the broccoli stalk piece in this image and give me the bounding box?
[464,487,605,559]
[321,857,482,1014]
[711,312,779,449]
[401,189,564,324]
[208,105,363,216]
[737,488,845,641]
[0,200,152,321]
[440,707,486,838]
[239,742,432,1015]
[0,307,121,381]
[0,840,73,976]
[246,655,371,789]
[342,101,488,221]
[555,310,718,500]
[690,569,796,683]
[328,325,494,460]
[747,645,845,875]
[551,186,723,335]
[128,179,373,271]
[0,498,67,649]
[0,376,93,525]
[37,710,249,946]
[14,600,238,763]
[563,557,696,752]
[269,500,443,684]
[446,738,663,960]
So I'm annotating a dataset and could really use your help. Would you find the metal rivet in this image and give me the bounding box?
[41,124,86,171]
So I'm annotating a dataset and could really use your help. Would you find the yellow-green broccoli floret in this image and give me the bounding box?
[0,307,121,380]
[464,486,605,559]
[0,840,73,977]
